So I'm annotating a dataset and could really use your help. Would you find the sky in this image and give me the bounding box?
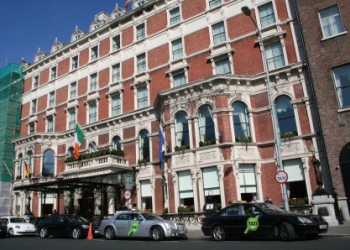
[0,0,130,68]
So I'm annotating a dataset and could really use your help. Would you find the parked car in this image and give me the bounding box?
[0,216,36,236]
[99,211,188,241]
[201,202,328,241]
[0,219,7,238]
[36,214,95,239]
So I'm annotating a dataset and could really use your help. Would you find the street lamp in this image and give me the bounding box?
[241,6,290,211]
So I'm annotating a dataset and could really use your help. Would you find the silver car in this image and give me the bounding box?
[98,211,188,241]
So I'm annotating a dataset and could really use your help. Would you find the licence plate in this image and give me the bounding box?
[319,225,327,229]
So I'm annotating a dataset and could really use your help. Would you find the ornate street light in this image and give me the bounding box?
[241,6,290,211]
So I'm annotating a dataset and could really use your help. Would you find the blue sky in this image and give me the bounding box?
[0,0,128,67]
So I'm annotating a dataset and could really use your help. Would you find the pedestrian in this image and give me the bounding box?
[52,209,57,214]
[264,197,273,204]
[251,195,261,203]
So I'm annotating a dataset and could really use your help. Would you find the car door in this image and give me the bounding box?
[127,213,146,237]
[240,204,272,238]
[218,205,243,238]
[113,213,131,236]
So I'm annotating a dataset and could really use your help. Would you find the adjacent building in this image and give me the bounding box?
[11,0,335,218]
[295,0,350,221]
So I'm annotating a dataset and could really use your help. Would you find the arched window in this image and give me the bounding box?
[112,136,122,150]
[198,105,215,144]
[175,111,190,148]
[27,150,33,174]
[18,153,23,178]
[139,129,149,160]
[68,147,74,157]
[89,142,97,153]
[275,95,297,136]
[233,102,251,140]
[42,149,55,176]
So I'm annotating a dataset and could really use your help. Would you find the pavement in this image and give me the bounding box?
[186,221,350,239]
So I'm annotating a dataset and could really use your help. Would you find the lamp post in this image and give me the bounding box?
[241,6,290,211]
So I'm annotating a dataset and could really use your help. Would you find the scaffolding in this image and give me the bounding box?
[0,63,23,215]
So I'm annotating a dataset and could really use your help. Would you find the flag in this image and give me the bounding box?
[74,124,85,160]
[159,125,165,164]
[24,161,30,178]
[124,0,130,9]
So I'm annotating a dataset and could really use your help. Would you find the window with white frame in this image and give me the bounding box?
[91,46,98,61]
[137,85,148,109]
[33,75,39,88]
[48,91,55,108]
[90,73,97,91]
[89,102,97,123]
[233,101,251,140]
[27,150,33,175]
[258,2,276,28]
[29,122,35,134]
[332,64,350,109]
[215,57,231,74]
[239,164,257,202]
[111,93,121,116]
[112,136,122,150]
[31,99,37,114]
[89,142,97,153]
[178,170,194,207]
[112,35,121,51]
[202,167,221,204]
[112,63,120,83]
[172,38,183,60]
[208,0,221,9]
[275,95,297,136]
[169,7,181,26]
[319,5,344,39]
[265,41,285,70]
[71,55,78,70]
[51,66,57,80]
[139,129,150,161]
[68,147,74,157]
[137,53,146,73]
[70,82,77,99]
[141,180,152,210]
[175,111,190,148]
[212,21,226,45]
[136,23,145,41]
[17,154,23,178]
[198,105,216,144]
[42,149,55,176]
[68,109,76,130]
[47,116,54,132]
[173,72,186,87]
[283,159,307,201]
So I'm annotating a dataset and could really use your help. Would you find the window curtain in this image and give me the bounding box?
[199,105,215,142]
[139,130,149,159]
[43,149,55,174]
[175,113,184,147]
[233,102,250,138]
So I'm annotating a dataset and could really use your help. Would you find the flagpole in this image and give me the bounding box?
[3,161,12,178]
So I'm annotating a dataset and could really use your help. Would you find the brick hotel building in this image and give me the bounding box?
[12,0,333,217]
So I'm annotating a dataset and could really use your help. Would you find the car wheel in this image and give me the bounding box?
[151,226,164,241]
[8,228,14,237]
[212,225,226,241]
[72,227,82,239]
[278,222,295,241]
[40,227,49,238]
[105,227,116,240]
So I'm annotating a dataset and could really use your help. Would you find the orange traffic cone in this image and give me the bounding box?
[87,222,93,240]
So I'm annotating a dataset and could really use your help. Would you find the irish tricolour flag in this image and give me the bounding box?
[74,124,85,160]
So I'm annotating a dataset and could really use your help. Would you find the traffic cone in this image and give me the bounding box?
[87,222,93,240]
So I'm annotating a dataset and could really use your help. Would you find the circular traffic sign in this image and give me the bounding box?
[124,190,132,200]
[274,170,288,184]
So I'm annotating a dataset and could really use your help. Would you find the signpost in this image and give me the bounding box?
[275,170,288,184]
[124,190,132,200]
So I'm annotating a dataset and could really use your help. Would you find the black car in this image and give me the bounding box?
[36,214,92,239]
[0,219,7,238]
[201,202,328,241]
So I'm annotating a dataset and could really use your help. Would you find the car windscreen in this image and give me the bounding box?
[140,213,164,221]
[254,203,288,214]
[65,214,89,222]
[10,218,27,223]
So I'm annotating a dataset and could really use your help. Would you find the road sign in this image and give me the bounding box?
[124,190,132,200]
[274,170,288,184]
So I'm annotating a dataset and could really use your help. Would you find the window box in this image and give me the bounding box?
[138,158,149,165]
[281,131,297,141]
[199,139,216,147]
[175,145,190,152]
